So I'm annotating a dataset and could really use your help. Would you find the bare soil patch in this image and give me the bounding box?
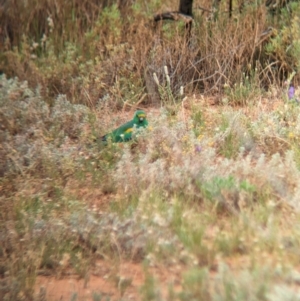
[35,260,183,301]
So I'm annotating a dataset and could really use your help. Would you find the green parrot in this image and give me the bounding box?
[101,110,148,142]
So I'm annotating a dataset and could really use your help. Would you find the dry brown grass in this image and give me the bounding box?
[1,0,297,109]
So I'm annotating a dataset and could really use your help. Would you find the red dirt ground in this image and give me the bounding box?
[35,260,183,300]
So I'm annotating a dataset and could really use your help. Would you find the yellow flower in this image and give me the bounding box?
[208,140,214,147]
[182,135,188,141]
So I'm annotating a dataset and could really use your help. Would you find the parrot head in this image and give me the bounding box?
[133,110,148,125]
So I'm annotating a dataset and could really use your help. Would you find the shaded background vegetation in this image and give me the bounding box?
[1,0,300,107]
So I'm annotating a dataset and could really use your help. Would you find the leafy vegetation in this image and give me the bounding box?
[1,0,300,300]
